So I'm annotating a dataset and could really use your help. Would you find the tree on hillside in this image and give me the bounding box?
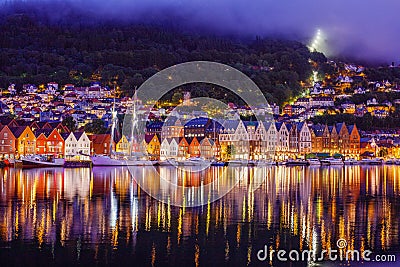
[84,119,107,134]
[62,116,77,132]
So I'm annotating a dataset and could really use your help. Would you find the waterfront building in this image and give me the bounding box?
[0,126,17,159]
[89,134,112,155]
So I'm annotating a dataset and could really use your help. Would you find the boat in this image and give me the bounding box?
[91,155,127,166]
[385,158,397,165]
[4,158,22,167]
[21,155,65,168]
[320,157,344,166]
[285,159,308,166]
[211,161,226,166]
[158,158,177,166]
[360,158,383,165]
[227,159,247,166]
[247,160,257,166]
[257,159,276,166]
[188,157,211,166]
[307,158,321,166]
[344,158,358,165]
[91,91,153,167]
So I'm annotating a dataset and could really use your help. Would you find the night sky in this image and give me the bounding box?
[2,0,400,63]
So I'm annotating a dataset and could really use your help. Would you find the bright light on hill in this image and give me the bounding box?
[308,28,328,54]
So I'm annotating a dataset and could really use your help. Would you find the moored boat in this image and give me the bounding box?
[285,159,308,166]
[360,158,383,165]
[211,161,226,166]
[344,158,358,165]
[385,158,396,165]
[320,157,344,166]
[158,158,177,166]
[21,155,64,168]
[91,155,126,166]
[307,158,321,166]
[227,159,247,166]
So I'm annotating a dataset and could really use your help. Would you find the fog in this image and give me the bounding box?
[2,0,400,63]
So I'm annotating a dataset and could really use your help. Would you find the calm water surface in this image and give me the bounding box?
[0,166,399,266]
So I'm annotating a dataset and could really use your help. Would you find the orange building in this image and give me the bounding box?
[336,123,350,155]
[310,124,325,153]
[10,126,36,156]
[188,137,200,157]
[348,124,361,159]
[178,137,189,159]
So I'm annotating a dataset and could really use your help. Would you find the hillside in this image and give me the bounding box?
[0,12,331,105]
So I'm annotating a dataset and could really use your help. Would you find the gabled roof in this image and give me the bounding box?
[34,129,53,138]
[296,122,305,132]
[360,137,372,143]
[311,124,325,137]
[145,133,159,144]
[244,121,258,129]
[89,134,111,144]
[73,132,84,140]
[0,117,14,126]
[335,122,344,133]
[61,132,71,140]
[200,137,215,146]
[9,126,28,138]
[222,120,240,130]
[275,122,284,131]
[347,125,355,134]
[262,121,274,131]
[205,120,223,132]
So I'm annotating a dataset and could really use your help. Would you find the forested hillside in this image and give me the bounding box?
[0,12,330,105]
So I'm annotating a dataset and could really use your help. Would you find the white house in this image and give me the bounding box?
[297,122,312,155]
[220,120,249,159]
[256,122,277,160]
[169,138,179,158]
[160,138,170,160]
[63,132,90,161]
[275,122,290,160]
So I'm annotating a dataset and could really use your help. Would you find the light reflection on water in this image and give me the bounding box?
[0,166,399,266]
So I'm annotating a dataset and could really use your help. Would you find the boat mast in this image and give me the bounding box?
[110,86,117,157]
[130,87,138,155]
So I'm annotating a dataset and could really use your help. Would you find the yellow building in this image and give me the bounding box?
[145,134,160,160]
[116,135,130,154]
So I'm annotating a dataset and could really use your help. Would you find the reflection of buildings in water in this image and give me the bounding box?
[0,165,399,262]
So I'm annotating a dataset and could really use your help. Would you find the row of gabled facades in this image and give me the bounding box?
[0,119,91,160]
[0,116,361,161]
[140,117,361,160]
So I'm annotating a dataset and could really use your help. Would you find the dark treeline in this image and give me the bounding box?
[0,11,330,105]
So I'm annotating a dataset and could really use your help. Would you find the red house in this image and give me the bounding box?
[35,128,64,157]
[89,134,112,155]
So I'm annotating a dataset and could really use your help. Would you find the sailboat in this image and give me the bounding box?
[125,89,154,166]
[91,89,153,166]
